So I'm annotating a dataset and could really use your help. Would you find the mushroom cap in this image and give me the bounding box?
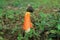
[26,4,34,13]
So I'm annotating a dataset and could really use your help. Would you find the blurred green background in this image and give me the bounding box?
[0,0,60,40]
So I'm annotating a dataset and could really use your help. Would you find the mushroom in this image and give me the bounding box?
[23,12,33,33]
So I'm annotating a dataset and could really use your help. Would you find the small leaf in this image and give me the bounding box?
[57,24,60,30]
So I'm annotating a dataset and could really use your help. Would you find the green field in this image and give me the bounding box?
[0,0,60,40]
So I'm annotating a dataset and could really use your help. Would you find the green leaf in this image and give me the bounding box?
[0,36,4,40]
[17,34,23,40]
[0,9,3,17]
[50,30,56,34]
[57,24,60,30]
[8,15,14,19]
[39,12,47,18]
[0,24,3,30]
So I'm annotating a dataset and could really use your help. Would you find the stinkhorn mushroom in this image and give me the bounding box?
[23,5,34,33]
[23,12,33,33]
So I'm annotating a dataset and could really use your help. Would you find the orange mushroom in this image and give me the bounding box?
[23,12,33,33]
